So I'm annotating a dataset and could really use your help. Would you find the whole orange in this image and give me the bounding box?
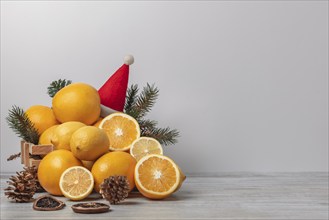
[52,83,101,125]
[37,149,82,195]
[25,105,59,135]
[91,152,136,193]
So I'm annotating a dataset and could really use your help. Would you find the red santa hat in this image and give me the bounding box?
[98,55,134,117]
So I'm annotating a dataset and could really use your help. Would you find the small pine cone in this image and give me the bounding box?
[99,176,130,204]
[4,167,38,202]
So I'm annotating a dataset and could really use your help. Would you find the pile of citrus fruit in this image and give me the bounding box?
[25,82,185,201]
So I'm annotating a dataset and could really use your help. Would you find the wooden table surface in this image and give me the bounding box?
[1,172,328,219]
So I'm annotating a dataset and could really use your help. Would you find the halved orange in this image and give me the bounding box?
[99,112,140,151]
[130,137,163,161]
[59,166,94,201]
[134,154,185,199]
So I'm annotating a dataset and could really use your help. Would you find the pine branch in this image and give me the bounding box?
[140,120,179,146]
[124,84,139,115]
[6,106,39,144]
[47,79,72,98]
[7,152,21,161]
[124,83,180,146]
[139,119,158,130]
[143,126,179,146]
[139,119,157,136]
[129,83,159,120]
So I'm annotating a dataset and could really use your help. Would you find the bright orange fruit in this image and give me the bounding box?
[37,150,82,195]
[134,154,185,199]
[52,83,101,125]
[99,113,140,151]
[91,151,136,193]
[25,105,59,135]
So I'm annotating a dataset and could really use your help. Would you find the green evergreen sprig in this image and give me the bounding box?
[6,106,39,144]
[139,119,157,131]
[124,84,139,115]
[124,84,179,146]
[125,83,159,120]
[47,79,72,98]
[139,119,179,146]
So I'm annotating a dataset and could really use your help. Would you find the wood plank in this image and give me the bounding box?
[20,140,25,164]
[0,173,328,219]
[22,142,30,167]
[29,144,53,155]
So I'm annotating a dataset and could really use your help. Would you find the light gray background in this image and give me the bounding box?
[1,1,328,173]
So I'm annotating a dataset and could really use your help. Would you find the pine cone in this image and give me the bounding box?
[99,176,130,204]
[24,166,44,192]
[4,167,38,202]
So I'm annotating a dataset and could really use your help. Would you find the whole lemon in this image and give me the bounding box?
[38,125,59,145]
[91,152,136,193]
[51,121,86,150]
[70,126,109,161]
[25,105,59,135]
[38,149,82,195]
[52,83,101,125]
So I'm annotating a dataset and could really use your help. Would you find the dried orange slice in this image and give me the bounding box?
[59,166,94,201]
[99,112,140,151]
[134,154,185,199]
[130,137,163,161]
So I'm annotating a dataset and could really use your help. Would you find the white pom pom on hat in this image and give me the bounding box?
[124,54,134,65]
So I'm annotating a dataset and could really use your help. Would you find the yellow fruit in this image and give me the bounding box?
[52,83,101,125]
[59,166,94,200]
[38,150,82,195]
[25,105,59,135]
[81,160,95,171]
[93,117,103,127]
[134,154,185,199]
[130,137,163,161]
[51,121,86,150]
[70,126,109,161]
[99,113,140,151]
[91,152,136,193]
[38,125,59,145]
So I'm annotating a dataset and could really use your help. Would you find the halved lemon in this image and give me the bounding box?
[134,154,185,199]
[99,112,140,151]
[59,166,94,201]
[130,137,163,161]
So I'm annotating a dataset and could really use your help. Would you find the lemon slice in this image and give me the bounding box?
[59,166,94,201]
[99,112,140,151]
[130,137,163,161]
[134,154,185,199]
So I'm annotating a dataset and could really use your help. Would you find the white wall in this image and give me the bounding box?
[1,1,328,173]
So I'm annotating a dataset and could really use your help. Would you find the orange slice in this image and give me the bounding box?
[134,154,185,199]
[130,137,163,161]
[99,112,140,151]
[59,166,94,200]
